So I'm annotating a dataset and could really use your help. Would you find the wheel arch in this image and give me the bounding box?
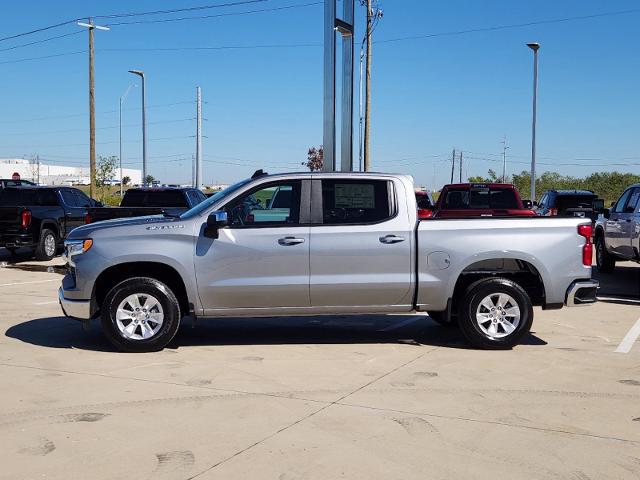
[92,261,192,318]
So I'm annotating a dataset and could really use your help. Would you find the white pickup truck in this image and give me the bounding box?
[59,171,598,352]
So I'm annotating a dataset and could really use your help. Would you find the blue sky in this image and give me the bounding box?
[0,0,638,189]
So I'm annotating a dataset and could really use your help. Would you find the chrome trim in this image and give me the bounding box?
[58,287,91,320]
[565,280,599,307]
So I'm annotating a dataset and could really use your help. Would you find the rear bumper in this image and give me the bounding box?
[1,233,36,248]
[58,287,91,320]
[565,280,599,306]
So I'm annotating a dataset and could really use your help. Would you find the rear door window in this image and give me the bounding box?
[443,187,519,209]
[61,189,79,207]
[320,179,393,224]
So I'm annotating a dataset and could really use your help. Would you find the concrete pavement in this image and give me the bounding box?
[0,250,639,479]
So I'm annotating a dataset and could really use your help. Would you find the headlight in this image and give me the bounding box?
[64,239,93,265]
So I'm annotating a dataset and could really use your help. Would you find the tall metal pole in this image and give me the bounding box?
[450,148,455,183]
[339,0,354,172]
[88,22,95,198]
[459,151,463,183]
[195,86,203,190]
[501,136,508,183]
[358,44,365,171]
[77,19,109,198]
[527,43,540,201]
[364,0,373,171]
[322,0,336,172]
[128,70,147,185]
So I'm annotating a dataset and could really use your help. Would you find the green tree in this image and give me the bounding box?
[144,174,156,186]
[95,155,117,201]
[122,176,131,186]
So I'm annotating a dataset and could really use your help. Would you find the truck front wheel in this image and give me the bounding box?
[457,278,533,349]
[101,277,181,352]
[34,229,57,261]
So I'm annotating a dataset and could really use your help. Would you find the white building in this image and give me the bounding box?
[0,158,141,186]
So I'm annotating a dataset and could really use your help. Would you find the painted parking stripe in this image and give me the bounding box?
[615,317,640,354]
[34,300,59,305]
[0,279,58,287]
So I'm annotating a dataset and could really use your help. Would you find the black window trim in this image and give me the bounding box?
[310,178,398,227]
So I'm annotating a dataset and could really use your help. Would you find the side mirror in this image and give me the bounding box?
[592,198,604,213]
[522,200,533,209]
[204,210,229,239]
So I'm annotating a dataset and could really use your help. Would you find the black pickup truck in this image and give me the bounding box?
[86,187,207,223]
[0,186,98,260]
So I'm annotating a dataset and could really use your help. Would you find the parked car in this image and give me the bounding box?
[535,189,602,223]
[415,190,435,219]
[433,183,535,218]
[59,171,597,352]
[0,178,36,190]
[0,186,98,260]
[594,184,640,272]
[86,187,207,223]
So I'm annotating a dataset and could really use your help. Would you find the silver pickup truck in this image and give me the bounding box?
[59,171,598,352]
[594,183,640,272]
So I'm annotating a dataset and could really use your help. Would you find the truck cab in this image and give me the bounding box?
[595,184,640,271]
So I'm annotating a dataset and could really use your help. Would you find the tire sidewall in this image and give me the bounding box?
[36,229,56,261]
[595,236,614,272]
[101,277,181,352]
[458,278,533,349]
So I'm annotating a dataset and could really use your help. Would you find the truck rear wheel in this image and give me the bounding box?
[457,278,533,349]
[34,229,57,261]
[101,277,181,353]
[595,236,615,273]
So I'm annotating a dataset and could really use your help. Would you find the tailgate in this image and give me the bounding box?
[0,207,23,230]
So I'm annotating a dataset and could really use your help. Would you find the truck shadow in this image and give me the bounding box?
[593,263,640,301]
[5,314,547,352]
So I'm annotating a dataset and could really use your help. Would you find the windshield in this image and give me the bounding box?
[180,178,253,219]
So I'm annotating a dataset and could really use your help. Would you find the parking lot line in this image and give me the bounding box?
[614,317,640,353]
[0,279,58,288]
[34,300,59,305]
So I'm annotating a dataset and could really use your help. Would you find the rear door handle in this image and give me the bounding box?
[278,236,305,246]
[379,235,405,244]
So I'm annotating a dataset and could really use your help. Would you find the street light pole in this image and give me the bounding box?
[501,136,509,183]
[128,70,147,185]
[119,84,135,197]
[527,42,540,201]
[77,19,109,199]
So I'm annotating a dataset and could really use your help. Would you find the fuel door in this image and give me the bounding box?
[427,251,451,270]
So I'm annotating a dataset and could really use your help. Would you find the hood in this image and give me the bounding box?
[67,214,183,239]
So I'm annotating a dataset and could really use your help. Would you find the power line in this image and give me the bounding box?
[103,2,322,27]
[101,42,321,52]
[0,19,80,43]
[0,50,85,65]
[376,8,640,44]
[0,30,83,52]
[5,118,195,136]
[93,0,267,20]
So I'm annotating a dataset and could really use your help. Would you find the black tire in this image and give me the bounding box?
[101,277,181,353]
[595,235,615,273]
[34,228,57,261]
[457,278,533,349]
[428,310,457,327]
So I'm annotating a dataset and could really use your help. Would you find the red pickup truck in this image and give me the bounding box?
[433,183,535,218]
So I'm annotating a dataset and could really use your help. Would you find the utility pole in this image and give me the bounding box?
[363,0,375,171]
[128,70,147,184]
[501,136,509,183]
[77,19,109,198]
[459,151,463,183]
[450,148,456,183]
[195,86,203,190]
[527,42,540,201]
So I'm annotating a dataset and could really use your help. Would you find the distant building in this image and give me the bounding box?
[0,158,142,186]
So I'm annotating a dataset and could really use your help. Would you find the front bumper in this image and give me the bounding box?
[565,280,599,306]
[58,287,91,320]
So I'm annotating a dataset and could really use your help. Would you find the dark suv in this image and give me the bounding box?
[535,190,600,223]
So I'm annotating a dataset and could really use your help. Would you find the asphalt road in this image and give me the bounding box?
[0,248,639,480]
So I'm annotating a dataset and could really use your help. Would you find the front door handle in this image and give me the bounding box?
[379,234,405,244]
[278,236,305,246]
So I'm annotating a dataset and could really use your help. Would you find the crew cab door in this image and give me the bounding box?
[616,188,640,259]
[606,188,635,258]
[308,178,413,310]
[195,178,310,312]
[59,188,88,234]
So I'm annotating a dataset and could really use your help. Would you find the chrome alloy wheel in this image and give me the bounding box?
[115,293,164,340]
[475,293,521,339]
[44,233,56,257]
